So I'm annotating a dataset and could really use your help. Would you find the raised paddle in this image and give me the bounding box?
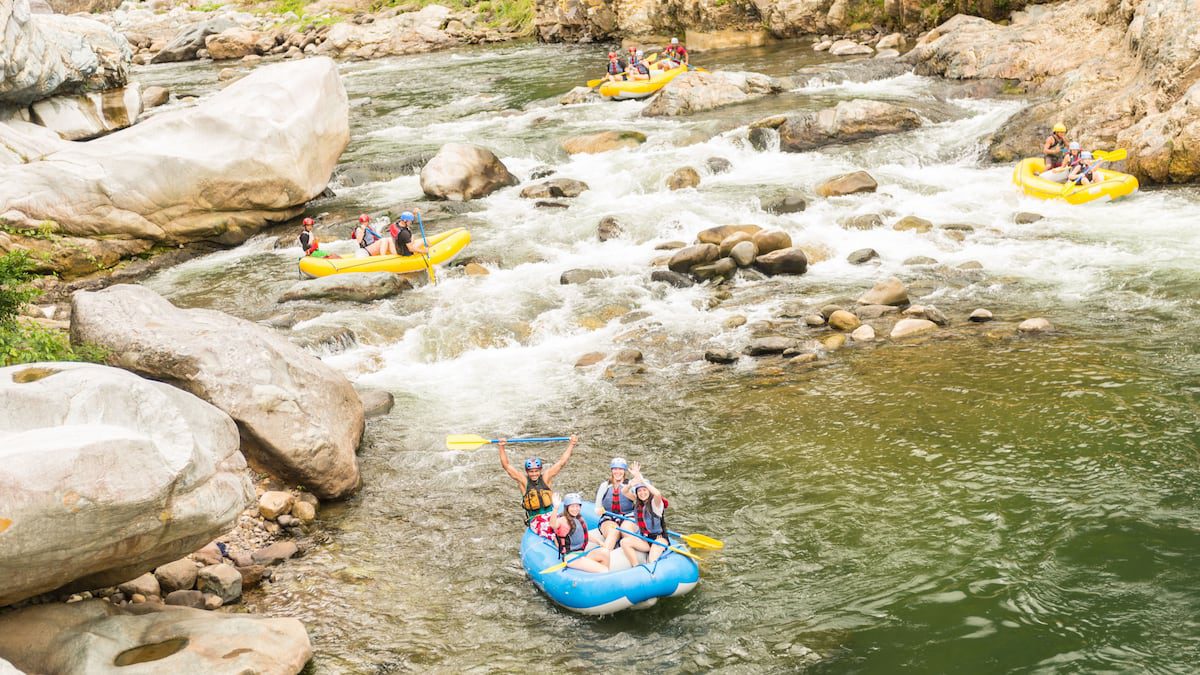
[445,434,571,451]
[603,512,723,550]
[414,210,436,285]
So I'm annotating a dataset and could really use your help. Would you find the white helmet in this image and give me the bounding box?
[671,37,679,44]
[636,49,644,57]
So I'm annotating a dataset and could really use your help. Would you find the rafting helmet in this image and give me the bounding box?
[610,457,628,470]
[524,457,543,471]
[636,49,644,57]
[1069,141,1081,151]
[1053,122,1067,133]
[302,217,314,226]
[562,493,583,507]
[358,213,370,223]
[607,51,616,58]
[630,482,649,496]
[399,211,415,222]
[1081,151,1093,160]
[671,37,679,44]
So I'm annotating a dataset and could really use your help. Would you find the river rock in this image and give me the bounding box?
[642,70,783,117]
[718,232,753,256]
[0,363,251,607]
[666,166,700,190]
[747,125,778,151]
[1014,212,1043,224]
[847,247,878,264]
[804,314,826,326]
[258,491,294,520]
[142,85,169,109]
[904,255,938,266]
[698,224,761,244]
[744,336,795,355]
[829,39,873,56]
[753,247,808,276]
[593,216,620,242]
[315,5,454,60]
[729,241,757,267]
[292,500,316,524]
[856,304,900,319]
[816,171,877,197]
[559,86,600,105]
[154,559,198,595]
[165,590,206,609]
[957,260,984,270]
[752,230,791,255]
[117,573,160,600]
[894,216,933,233]
[561,130,646,154]
[356,387,394,418]
[70,285,364,500]
[204,27,258,61]
[667,244,718,273]
[560,268,611,285]
[420,142,517,201]
[813,39,832,51]
[851,324,876,342]
[704,348,738,364]
[969,308,994,322]
[650,269,694,288]
[827,310,861,331]
[575,352,605,368]
[857,277,908,306]
[775,100,921,152]
[29,84,142,141]
[840,214,884,229]
[152,17,237,63]
[252,541,299,567]
[280,272,413,303]
[0,0,131,105]
[767,191,807,214]
[0,58,348,256]
[196,564,242,605]
[706,157,733,174]
[691,257,737,281]
[520,177,589,199]
[1018,317,1054,333]
[875,48,901,59]
[891,318,937,338]
[0,600,310,673]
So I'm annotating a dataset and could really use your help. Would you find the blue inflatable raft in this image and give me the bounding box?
[520,501,700,615]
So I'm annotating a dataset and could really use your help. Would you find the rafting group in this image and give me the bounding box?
[295,210,472,279]
[1012,121,1138,204]
[591,37,702,101]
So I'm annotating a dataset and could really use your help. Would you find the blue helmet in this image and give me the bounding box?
[610,457,628,470]
[399,211,415,222]
[1080,151,1093,160]
[524,457,543,470]
[562,493,583,507]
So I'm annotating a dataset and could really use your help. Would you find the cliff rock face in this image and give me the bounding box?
[907,0,1200,184]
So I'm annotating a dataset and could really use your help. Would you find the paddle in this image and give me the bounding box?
[1094,148,1126,162]
[539,551,587,574]
[603,511,722,550]
[619,527,702,562]
[1059,157,1108,195]
[414,210,435,285]
[445,434,571,451]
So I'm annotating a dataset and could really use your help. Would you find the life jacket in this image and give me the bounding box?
[298,231,318,255]
[556,514,589,558]
[634,62,649,76]
[1046,134,1066,153]
[606,59,622,75]
[522,475,554,519]
[352,225,381,248]
[635,499,667,539]
[602,481,635,516]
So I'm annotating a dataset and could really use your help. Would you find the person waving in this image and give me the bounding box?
[618,462,670,567]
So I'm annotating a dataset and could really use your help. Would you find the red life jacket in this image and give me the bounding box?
[636,498,667,538]
[557,514,589,558]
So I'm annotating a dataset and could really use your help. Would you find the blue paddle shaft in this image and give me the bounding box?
[492,437,571,444]
[605,511,684,543]
[415,212,431,249]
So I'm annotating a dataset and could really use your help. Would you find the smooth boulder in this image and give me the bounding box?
[642,71,783,117]
[752,230,791,255]
[668,244,718,273]
[698,224,761,245]
[0,363,252,606]
[0,600,311,674]
[519,177,589,198]
[774,100,921,153]
[857,277,909,306]
[280,272,414,303]
[666,166,700,190]
[753,247,808,275]
[420,143,517,201]
[890,318,937,338]
[29,85,142,141]
[816,171,878,197]
[151,17,237,63]
[70,285,364,500]
[561,130,646,154]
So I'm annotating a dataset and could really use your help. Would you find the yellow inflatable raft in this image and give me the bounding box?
[298,227,471,278]
[1012,157,1139,205]
[598,66,689,101]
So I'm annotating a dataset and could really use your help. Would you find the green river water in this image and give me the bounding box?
[135,41,1200,673]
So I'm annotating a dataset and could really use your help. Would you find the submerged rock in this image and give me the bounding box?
[1018,317,1054,333]
[520,177,589,199]
[650,270,694,288]
[280,272,414,303]
[816,171,878,197]
[642,71,783,117]
[744,336,796,355]
[666,166,701,190]
[71,285,364,500]
[560,268,611,285]
[704,348,739,364]
[969,308,994,322]
[560,86,600,105]
[0,363,251,607]
[561,130,646,155]
[774,100,921,152]
[847,247,879,264]
[420,142,517,201]
[767,191,807,214]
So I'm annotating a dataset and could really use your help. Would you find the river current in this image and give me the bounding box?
[135,41,1199,673]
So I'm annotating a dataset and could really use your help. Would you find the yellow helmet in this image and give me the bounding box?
[1053,122,1067,133]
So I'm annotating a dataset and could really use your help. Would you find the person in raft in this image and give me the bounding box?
[498,435,577,538]
[388,211,429,257]
[618,462,671,567]
[298,218,336,258]
[594,457,636,551]
[604,51,628,83]
[350,213,397,256]
[1068,150,1098,185]
[548,492,611,573]
[1040,122,1070,173]
[661,37,688,67]
[626,50,651,81]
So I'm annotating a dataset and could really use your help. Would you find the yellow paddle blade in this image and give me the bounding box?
[586,77,603,88]
[540,560,568,574]
[682,533,724,550]
[646,51,659,64]
[1094,149,1127,162]
[445,434,492,450]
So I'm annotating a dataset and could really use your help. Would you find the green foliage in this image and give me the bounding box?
[194,1,228,11]
[0,219,58,242]
[370,0,533,33]
[271,0,310,14]
[0,251,39,326]
[0,251,107,367]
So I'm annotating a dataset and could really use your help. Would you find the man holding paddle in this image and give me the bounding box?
[498,435,578,537]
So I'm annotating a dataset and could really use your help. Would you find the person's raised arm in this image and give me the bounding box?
[497,439,525,487]
[547,493,564,529]
[544,435,577,481]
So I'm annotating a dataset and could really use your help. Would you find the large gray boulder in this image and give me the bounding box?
[420,143,517,201]
[28,84,141,140]
[151,17,237,64]
[0,57,348,246]
[0,600,311,674]
[0,362,252,607]
[0,0,131,105]
[70,285,364,500]
[764,100,922,152]
[280,272,414,303]
[642,71,783,117]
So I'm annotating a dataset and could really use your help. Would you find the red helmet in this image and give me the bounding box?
[607,51,616,58]
[358,214,370,223]
[302,217,314,226]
